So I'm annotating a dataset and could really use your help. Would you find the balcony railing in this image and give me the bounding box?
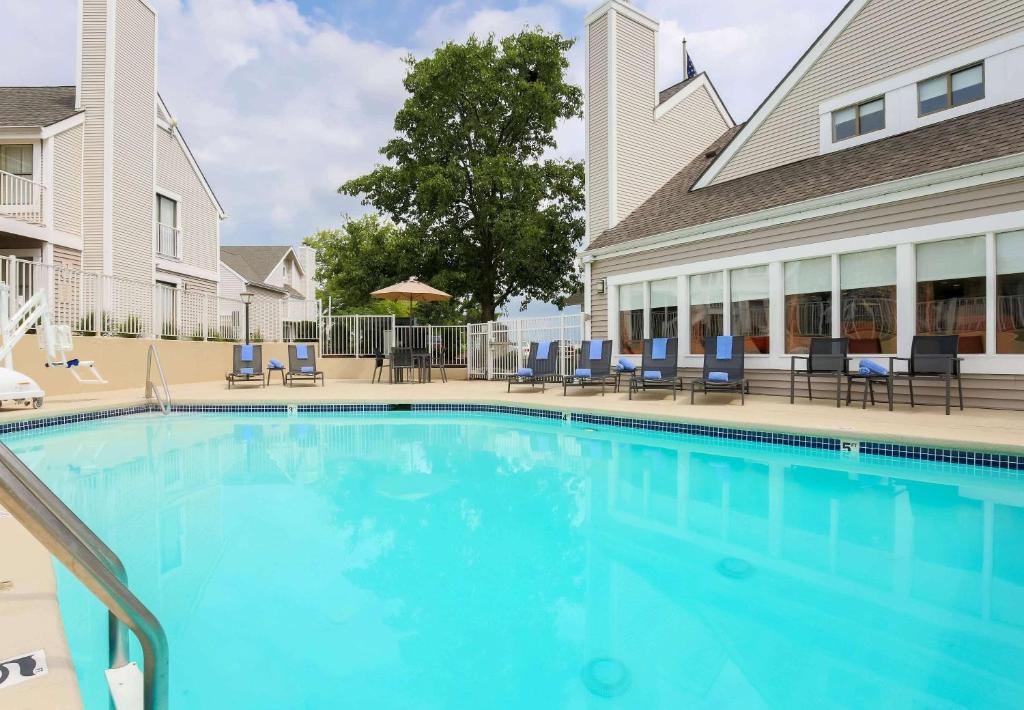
[156,224,181,259]
[0,169,46,225]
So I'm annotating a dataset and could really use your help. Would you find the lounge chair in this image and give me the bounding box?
[789,337,849,408]
[285,343,325,387]
[628,337,682,400]
[563,340,614,395]
[691,336,747,404]
[508,341,561,392]
[227,343,264,389]
[890,335,963,415]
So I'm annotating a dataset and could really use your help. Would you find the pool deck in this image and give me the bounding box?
[2,377,1023,708]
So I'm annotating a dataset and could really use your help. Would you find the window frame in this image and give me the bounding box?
[0,144,34,179]
[831,96,885,142]
[917,62,985,117]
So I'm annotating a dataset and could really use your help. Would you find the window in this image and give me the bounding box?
[689,272,723,354]
[916,236,986,354]
[156,194,178,258]
[618,283,644,354]
[840,248,897,354]
[918,64,984,116]
[996,231,1024,354]
[0,144,32,178]
[650,279,677,339]
[730,265,770,354]
[832,98,885,141]
[784,257,831,353]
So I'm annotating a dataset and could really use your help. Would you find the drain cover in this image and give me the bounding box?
[581,657,631,698]
[717,557,753,579]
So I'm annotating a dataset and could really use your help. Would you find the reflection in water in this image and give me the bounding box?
[4,413,1024,709]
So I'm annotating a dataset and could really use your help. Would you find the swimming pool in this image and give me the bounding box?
[4,409,1024,708]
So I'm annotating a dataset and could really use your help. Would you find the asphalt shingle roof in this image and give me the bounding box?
[588,98,1024,251]
[220,246,291,284]
[0,86,80,127]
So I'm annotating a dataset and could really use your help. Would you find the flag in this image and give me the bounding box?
[686,54,697,79]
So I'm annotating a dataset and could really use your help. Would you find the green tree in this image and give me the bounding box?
[341,30,584,322]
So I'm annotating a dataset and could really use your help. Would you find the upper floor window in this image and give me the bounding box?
[156,194,179,258]
[0,145,33,178]
[832,98,884,142]
[918,64,984,116]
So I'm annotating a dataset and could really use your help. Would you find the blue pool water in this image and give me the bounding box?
[4,411,1024,708]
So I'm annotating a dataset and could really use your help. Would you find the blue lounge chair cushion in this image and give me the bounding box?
[617,358,636,371]
[240,344,254,361]
[517,367,533,377]
[715,336,733,360]
[858,359,888,376]
[575,368,592,378]
[708,371,729,382]
[537,341,551,359]
[301,366,315,373]
[652,338,668,359]
[296,344,309,359]
[268,358,284,369]
[643,370,662,380]
[239,367,254,375]
[589,340,604,360]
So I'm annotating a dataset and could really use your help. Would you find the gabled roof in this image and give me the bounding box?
[658,75,699,106]
[587,97,1024,252]
[157,94,226,218]
[0,86,80,127]
[220,245,292,283]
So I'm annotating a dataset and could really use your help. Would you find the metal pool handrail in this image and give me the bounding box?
[0,443,168,709]
[145,344,171,415]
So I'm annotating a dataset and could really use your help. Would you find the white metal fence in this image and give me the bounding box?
[319,316,468,366]
[467,314,584,379]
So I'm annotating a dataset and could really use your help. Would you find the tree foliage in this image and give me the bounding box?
[341,30,585,321]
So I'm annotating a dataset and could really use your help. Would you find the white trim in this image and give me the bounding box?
[654,74,734,128]
[584,0,658,32]
[102,0,117,277]
[985,231,997,355]
[606,7,618,229]
[155,259,218,283]
[154,272,183,287]
[587,152,1024,260]
[75,0,84,110]
[0,216,85,251]
[0,129,42,140]
[40,113,85,140]
[694,0,870,189]
[155,186,182,203]
[156,96,226,218]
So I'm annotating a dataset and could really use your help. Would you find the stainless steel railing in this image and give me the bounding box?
[145,344,171,415]
[0,443,168,709]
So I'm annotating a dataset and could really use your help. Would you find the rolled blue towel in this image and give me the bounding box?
[517,367,533,377]
[575,368,592,378]
[652,337,668,359]
[239,367,254,375]
[589,340,603,360]
[536,341,551,359]
[715,336,733,360]
[708,371,729,382]
[66,358,79,368]
[617,358,636,372]
[858,359,888,376]
[240,344,254,361]
[643,370,662,380]
[301,366,315,373]
[296,343,309,359]
[268,358,284,369]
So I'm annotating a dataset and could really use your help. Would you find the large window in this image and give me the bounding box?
[916,236,986,354]
[618,283,644,355]
[785,257,831,353]
[156,194,179,258]
[689,272,723,354]
[832,98,885,142]
[918,64,984,116]
[0,144,32,178]
[730,265,770,354]
[840,248,897,354]
[650,278,677,339]
[997,231,1024,355]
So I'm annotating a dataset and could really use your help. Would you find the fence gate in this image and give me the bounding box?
[466,314,584,380]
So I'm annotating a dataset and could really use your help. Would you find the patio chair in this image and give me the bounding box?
[628,337,682,400]
[508,341,561,392]
[389,347,419,383]
[691,336,747,404]
[372,351,385,383]
[789,337,849,408]
[889,335,963,415]
[285,343,325,387]
[226,343,264,389]
[563,340,614,395]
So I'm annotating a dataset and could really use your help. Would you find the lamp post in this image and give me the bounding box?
[240,291,254,344]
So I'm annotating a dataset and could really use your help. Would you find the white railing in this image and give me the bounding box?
[320,315,395,357]
[0,170,46,225]
[393,324,468,366]
[155,224,180,259]
[467,313,584,379]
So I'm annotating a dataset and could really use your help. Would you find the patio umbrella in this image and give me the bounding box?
[371,277,451,319]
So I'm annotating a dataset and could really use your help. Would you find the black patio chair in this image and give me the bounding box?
[628,337,682,400]
[285,343,325,387]
[789,337,849,408]
[691,336,746,404]
[563,340,615,395]
[890,335,963,415]
[372,351,385,383]
[226,344,264,389]
[389,347,419,383]
[508,341,561,392]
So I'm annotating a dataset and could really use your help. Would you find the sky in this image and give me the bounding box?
[0,0,846,248]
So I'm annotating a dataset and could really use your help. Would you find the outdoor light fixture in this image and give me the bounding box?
[596,278,607,295]
[240,291,254,344]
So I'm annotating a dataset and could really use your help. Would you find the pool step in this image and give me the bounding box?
[106,662,142,710]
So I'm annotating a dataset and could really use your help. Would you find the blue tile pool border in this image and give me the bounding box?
[0,401,1021,472]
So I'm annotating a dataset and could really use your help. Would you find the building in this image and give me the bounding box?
[582,0,1024,409]
[219,245,319,328]
[0,0,224,324]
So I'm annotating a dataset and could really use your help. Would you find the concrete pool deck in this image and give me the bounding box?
[1,376,1023,708]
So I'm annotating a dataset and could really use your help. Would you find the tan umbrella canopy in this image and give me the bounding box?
[371,277,451,319]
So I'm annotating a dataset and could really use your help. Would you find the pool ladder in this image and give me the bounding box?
[145,345,171,415]
[0,444,168,709]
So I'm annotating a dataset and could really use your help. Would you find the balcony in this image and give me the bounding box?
[0,169,46,226]
[156,223,181,260]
